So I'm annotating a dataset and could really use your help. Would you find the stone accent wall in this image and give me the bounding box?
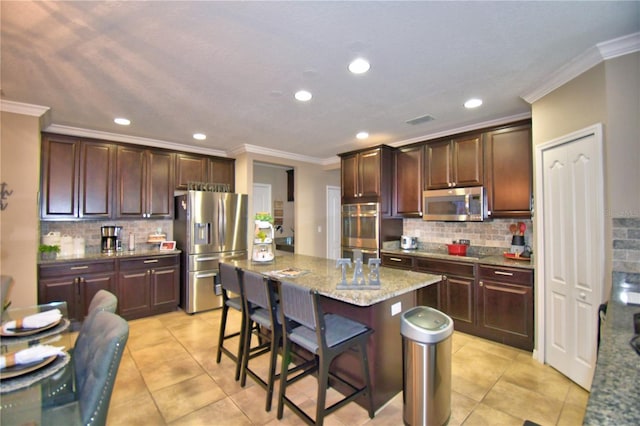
[612,218,640,274]
[40,219,173,253]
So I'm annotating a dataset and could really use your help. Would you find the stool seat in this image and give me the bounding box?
[289,314,369,353]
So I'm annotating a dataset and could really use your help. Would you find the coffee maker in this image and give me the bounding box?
[101,225,122,253]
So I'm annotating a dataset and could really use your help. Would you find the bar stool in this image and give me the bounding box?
[215,262,247,381]
[276,280,375,425]
[239,270,281,411]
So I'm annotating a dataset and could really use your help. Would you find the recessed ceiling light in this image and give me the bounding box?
[294,90,312,102]
[356,131,369,140]
[464,98,483,109]
[193,133,206,141]
[114,117,130,126]
[348,58,370,74]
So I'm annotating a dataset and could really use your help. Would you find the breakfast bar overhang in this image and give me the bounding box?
[226,253,441,412]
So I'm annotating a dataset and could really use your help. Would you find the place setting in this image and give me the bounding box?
[0,344,70,393]
[0,308,70,344]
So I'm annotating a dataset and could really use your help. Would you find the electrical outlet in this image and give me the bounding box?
[391,302,402,316]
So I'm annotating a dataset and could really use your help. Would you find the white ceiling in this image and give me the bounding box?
[1,1,639,163]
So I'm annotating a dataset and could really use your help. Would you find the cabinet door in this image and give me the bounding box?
[175,153,208,190]
[150,266,179,314]
[358,149,381,198]
[209,157,235,192]
[442,275,475,333]
[38,276,80,322]
[40,135,79,219]
[115,146,146,218]
[118,269,151,320]
[147,150,174,218]
[79,272,117,318]
[341,153,359,201]
[425,140,451,189]
[80,141,114,219]
[452,134,483,187]
[477,279,533,351]
[417,281,442,310]
[394,146,423,217]
[484,124,532,218]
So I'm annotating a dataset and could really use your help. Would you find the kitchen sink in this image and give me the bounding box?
[275,237,294,253]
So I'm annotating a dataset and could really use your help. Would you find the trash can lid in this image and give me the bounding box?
[400,306,453,343]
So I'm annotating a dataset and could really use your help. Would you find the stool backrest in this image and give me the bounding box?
[243,270,269,309]
[220,262,241,294]
[279,281,316,330]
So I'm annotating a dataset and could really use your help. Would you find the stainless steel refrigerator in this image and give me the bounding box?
[174,191,248,313]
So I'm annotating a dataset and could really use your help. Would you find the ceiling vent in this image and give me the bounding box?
[406,114,435,126]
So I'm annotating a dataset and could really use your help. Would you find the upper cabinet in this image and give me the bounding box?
[208,157,235,192]
[115,146,174,219]
[175,154,235,191]
[484,123,532,218]
[394,145,424,217]
[40,133,115,220]
[340,146,394,215]
[425,134,483,190]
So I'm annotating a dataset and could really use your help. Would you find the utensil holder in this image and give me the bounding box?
[511,235,525,253]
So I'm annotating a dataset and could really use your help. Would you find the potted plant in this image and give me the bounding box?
[38,244,61,260]
[254,212,274,226]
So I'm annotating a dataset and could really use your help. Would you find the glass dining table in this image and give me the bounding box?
[1,301,82,425]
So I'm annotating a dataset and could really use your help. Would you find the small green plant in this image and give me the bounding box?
[256,230,267,241]
[254,212,274,223]
[38,244,61,254]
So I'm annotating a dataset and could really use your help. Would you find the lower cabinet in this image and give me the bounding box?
[38,254,179,323]
[117,254,180,320]
[477,264,534,351]
[38,259,117,324]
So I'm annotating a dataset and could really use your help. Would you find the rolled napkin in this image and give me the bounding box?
[0,345,65,369]
[2,309,62,334]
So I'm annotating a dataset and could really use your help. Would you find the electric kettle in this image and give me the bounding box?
[401,235,418,250]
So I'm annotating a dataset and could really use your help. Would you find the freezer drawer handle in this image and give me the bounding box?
[195,272,217,279]
[196,257,217,262]
[494,271,514,276]
[144,259,159,264]
[70,266,89,270]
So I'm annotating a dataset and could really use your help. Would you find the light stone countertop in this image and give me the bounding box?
[228,253,441,307]
[381,248,535,270]
[37,249,181,265]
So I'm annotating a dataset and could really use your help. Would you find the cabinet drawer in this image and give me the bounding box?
[381,253,414,270]
[39,260,116,278]
[414,257,475,278]
[119,255,178,271]
[478,265,533,286]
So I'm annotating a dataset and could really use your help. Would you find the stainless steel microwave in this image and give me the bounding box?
[423,187,487,221]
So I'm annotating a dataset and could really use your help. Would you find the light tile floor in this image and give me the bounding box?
[103,309,589,426]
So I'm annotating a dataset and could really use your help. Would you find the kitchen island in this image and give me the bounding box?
[226,253,441,412]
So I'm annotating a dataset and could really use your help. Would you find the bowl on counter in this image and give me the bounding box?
[446,243,468,256]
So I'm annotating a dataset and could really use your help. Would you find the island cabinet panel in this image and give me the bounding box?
[175,153,208,189]
[115,146,174,219]
[339,146,395,217]
[38,260,116,324]
[394,145,424,217]
[40,134,115,220]
[477,264,534,351]
[117,255,180,320]
[425,134,483,190]
[484,123,533,218]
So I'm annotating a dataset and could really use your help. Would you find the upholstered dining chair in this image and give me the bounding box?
[277,280,375,425]
[74,290,118,350]
[239,269,281,411]
[73,310,129,426]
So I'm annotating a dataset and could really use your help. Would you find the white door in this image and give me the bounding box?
[326,186,341,259]
[253,183,271,217]
[539,125,604,390]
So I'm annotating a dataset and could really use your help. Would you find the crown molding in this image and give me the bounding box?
[0,99,49,116]
[44,124,228,157]
[228,144,326,165]
[522,32,640,104]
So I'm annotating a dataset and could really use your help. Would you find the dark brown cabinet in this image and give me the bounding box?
[484,123,532,218]
[175,153,208,189]
[115,146,174,219]
[209,157,235,192]
[38,260,116,323]
[414,257,476,334]
[477,264,534,351]
[425,134,483,190]
[394,145,424,217]
[340,146,395,216]
[40,134,115,220]
[381,253,414,270]
[117,254,179,320]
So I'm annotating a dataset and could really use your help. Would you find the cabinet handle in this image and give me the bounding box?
[196,257,217,262]
[389,257,403,262]
[70,266,89,270]
[494,271,514,276]
[195,272,217,279]
[479,280,483,287]
[144,259,159,264]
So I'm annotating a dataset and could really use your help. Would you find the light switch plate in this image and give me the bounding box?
[391,302,402,316]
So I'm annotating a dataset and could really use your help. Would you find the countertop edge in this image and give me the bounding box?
[37,249,182,265]
[381,248,535,270]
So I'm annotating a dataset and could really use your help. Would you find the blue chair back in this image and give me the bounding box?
[279,281,316,330]
[220,262,241,294]
[87,289,117,314]
[243,270,269,309]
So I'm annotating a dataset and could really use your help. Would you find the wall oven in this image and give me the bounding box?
[341,203,379,257]
[423,187,487,221]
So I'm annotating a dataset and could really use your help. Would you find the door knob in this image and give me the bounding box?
[579,292,586,299]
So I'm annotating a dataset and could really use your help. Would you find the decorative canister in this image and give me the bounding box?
[73,237,85,256]
[42,231,61,247]
[60,235,74,257]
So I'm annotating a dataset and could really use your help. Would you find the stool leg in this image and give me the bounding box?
[216,304,229,363]
[316,355,330,426]
[277,338,291,420]
[234,312,246,381]
[360,341,374,419]
[265,329,279,411]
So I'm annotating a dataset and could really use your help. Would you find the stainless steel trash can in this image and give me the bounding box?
[401,306,453,426]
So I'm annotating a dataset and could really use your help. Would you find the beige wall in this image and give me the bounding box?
[253,164,295,238]
[0,111,42,306]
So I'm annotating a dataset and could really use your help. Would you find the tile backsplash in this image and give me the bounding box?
[41,220,173,253]
[612,217,640,274]
[403,218,533,256]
